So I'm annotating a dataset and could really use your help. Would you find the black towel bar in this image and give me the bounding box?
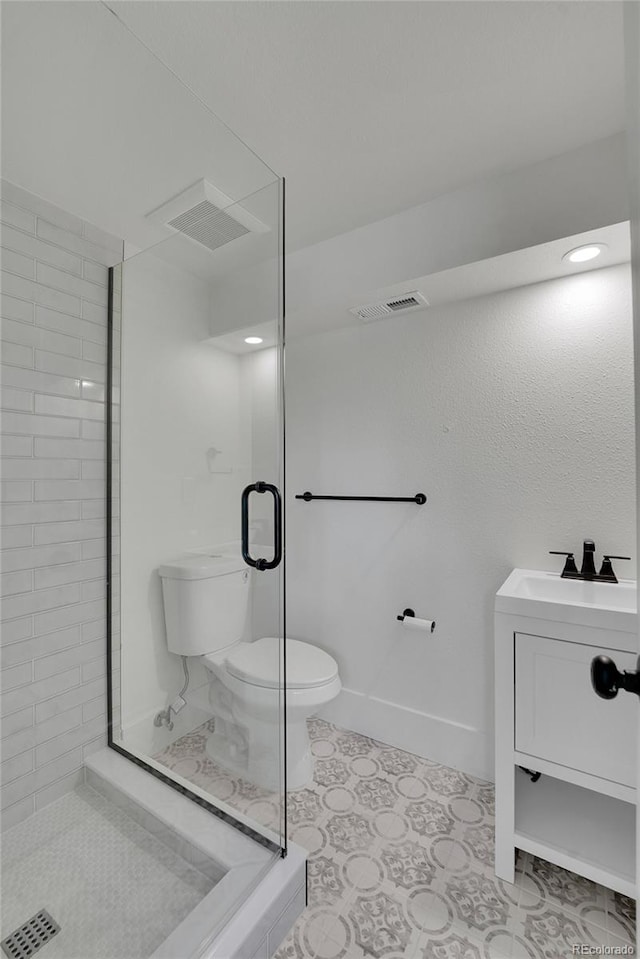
[295,492,426,504]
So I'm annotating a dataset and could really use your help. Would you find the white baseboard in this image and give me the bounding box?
[121,684,493,782]
[320,687,493,782]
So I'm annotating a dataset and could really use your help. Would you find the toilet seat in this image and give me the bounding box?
[223,637,338,689]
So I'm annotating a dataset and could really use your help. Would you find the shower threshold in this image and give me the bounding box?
[1,750,306,959]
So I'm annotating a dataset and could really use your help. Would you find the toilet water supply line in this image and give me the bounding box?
[154,656,190,731]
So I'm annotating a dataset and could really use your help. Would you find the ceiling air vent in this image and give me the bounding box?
[349,291,429,322]
[146,179,269,253]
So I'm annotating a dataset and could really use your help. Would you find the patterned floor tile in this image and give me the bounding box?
[509,903,611,958]
[517,856,609,933]
[605,889,636,944]
[346,889,423,957]
[276,925,316,958]
[608,931,637,956]
[158,718,636,959]
[444,867,514,934]
[417,924,514,958]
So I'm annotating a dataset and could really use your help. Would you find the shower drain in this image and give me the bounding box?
[1,910,60,959]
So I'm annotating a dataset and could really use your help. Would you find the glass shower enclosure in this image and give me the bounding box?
[1,3,296,956]
[108,177,287,853]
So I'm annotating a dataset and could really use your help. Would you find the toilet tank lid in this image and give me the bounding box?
[158,554,246,580]
[225,637,339,689]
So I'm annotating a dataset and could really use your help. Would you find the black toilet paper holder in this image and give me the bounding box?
[396,608,436,632]
[397,608,416,622]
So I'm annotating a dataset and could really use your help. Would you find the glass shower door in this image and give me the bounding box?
[108,178,286,852]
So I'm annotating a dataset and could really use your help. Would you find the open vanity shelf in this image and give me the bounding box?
[514,772,635,896]
[494,569,637,898]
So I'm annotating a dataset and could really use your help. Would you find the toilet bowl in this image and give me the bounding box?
[158,554,341,791]
[202,636,341,790]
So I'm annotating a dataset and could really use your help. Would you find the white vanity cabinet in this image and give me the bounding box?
[515,633,637,789]
[494,569,638,897]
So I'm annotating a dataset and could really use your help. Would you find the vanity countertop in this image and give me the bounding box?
[495,568,637,633]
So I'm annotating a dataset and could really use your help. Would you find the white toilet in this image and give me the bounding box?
[158,553,341,791]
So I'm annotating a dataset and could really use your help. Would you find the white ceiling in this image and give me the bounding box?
[1,1,626,256]
[109,0,626,250]
[0,2,278,255]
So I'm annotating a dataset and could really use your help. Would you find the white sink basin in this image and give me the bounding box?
[496,568,637,631]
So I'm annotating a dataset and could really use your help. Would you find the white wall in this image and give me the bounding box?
[286,263,636,780]
[119,254,250,747]
[0,180,121,828]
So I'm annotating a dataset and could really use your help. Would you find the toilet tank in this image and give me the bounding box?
[158,554,250,656]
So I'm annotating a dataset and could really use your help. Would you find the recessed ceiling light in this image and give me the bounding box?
[244,336,263,345]
[563,243,607,264]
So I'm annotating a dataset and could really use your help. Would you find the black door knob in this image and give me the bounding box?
[591,656,622,699]
[591,654,640,700]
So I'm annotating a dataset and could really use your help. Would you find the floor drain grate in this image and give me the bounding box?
[1,910,60,959]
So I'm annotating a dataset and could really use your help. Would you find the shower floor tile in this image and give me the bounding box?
[156,718,636,959]
[1,784,214,959]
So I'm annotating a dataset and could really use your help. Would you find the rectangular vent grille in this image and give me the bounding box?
[388,295,420,311]
[349,291,429,322]
[354,303,392,321]
[2,910,60,959]
[168,200,250,253]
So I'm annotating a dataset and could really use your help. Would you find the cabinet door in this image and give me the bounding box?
[515,633,636,788]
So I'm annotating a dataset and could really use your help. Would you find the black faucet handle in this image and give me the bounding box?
[598,554,631,583]
[549,551,578,576]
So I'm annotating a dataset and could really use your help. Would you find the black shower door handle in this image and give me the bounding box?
[241,482,282,571]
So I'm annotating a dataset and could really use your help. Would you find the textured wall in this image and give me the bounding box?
[0,180,121,828]
[286,264,636,779]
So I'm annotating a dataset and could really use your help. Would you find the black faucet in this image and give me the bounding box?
[580,539,596,579]
[550,540,631,583]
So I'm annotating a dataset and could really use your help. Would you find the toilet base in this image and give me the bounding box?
[286,720,314,790]
[201,654,341,794]
[205,728,253,786]
[205,719,314,793]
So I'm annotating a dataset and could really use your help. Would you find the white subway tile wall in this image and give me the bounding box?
[0,179,122,828]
